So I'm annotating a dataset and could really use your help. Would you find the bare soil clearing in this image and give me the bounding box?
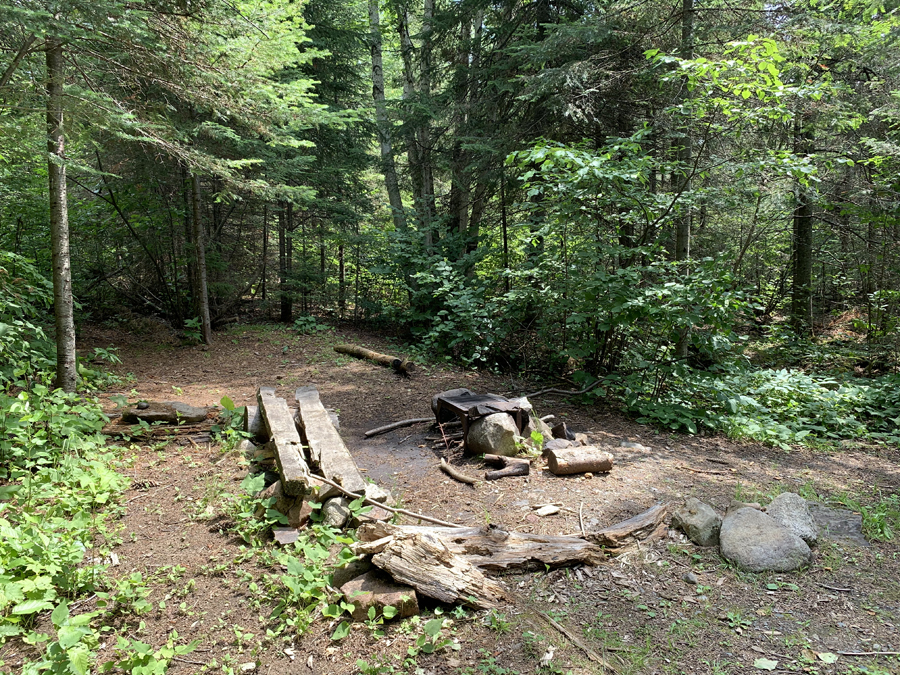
[80,321,900,675]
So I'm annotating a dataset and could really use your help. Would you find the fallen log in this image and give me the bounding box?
[584,503,671,550]
[334,344,415,375]
[257,387,310,497]
[364,417,432,438]
[358,522,605,571]
[371,532,507,608]
[483,455,530,481]
[295,386,367,501]
[546,446,613,475]
[440,458,479,485]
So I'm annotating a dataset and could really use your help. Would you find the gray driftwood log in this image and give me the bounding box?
[585,503,671,551]
[256,387,310,496]
[371,532,507,608]
[358,522,605,571]
[295,386,368,501]
[546,446,614,475]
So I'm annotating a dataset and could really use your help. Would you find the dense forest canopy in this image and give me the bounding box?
[1,0,899,442]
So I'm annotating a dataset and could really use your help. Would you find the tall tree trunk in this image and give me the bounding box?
[338,244,345,318]
[278,205,292,323]
[261,204,268,300]
[46,37,77,392]
[368,0,406,233]
[191,174,213,344]
[791,118,814,335]
[674,0,694,359]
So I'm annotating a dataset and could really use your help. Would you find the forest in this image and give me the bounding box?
[1,0,900,674]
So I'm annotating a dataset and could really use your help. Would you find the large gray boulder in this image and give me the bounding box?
[466,413,519,457]
[766,492,818,546]
[122,401,208,424]
[672,498,722,547]
[720,507,813,572]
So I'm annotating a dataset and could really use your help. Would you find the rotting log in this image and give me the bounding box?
[483,454,530,481]
[364,417,432,438]
[295,386,368,501]
[334,344,415,374]
[358,522,605,571]
[585,503,671,550]
[243,405,269,442]
[371,532,507,608]
[440,458,478,485]
[257,387,310,497]
[546,446,613,475]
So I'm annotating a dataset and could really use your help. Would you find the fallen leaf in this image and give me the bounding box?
[753,657,778,670]
[817,653,838,664]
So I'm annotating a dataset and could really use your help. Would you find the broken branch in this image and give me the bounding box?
[334,344,415,374]
[364,417,433,438]
[440,458,479,485]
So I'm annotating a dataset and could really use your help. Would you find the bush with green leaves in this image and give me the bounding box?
[0,251,55,386]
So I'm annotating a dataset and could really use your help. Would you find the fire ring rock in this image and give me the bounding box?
[671,497,722,547]
[719,507,813,572]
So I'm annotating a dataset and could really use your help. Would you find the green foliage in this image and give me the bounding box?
[293,315,331,335]
[631,367,900,447]
[0,252,55,387]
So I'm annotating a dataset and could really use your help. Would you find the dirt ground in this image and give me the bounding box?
[73,319,900,675]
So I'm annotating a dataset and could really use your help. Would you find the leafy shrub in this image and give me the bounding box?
[0,252,55,386]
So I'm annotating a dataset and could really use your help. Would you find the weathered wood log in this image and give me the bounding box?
[485,462,530,481]
[243,405,269,442]
[334,344,415,374]
[294,386,368,501]
[546,446,613,475]
[257,387,310,497]
[371,532,507,608]
[483,454,530,480]
[359,523,605,571]
[440,458,479,485]
[585,503,671,550]
[364,417,432,438]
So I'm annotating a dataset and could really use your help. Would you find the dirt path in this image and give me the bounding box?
[81,321,900,675]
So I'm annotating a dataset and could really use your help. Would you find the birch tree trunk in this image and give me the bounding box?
[46,37,77,392]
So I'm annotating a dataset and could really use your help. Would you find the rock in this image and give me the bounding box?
[251,441,276,461]
[288,501,313,528]
[766,493,818,546]
[332,558,373,588]
[573,433,589,446]
[682,572,699,585]
[273,527,300,546]
[322,497,351,529]
[507,396,534,414]
[544,438,574,452]
[236,439,257,456]
[122,401,209,424]
[466,413,519,457]
[340,571,419,621]
[350,484,394,526]
[364,482,391,503]
[255,480,300,519]
[727,499,763,514]
[526,414,554,442]
[671,498,722,547]
[137,401,149,410]
[719,507,813,572]
[807,503,868,547]
[619,440,650,451]
[534,505,560,517]
[550,422,576,441]
[431,388,475,423]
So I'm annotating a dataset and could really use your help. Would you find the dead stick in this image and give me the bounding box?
[676,464,728,476]
[579,502,585,537]
[308,471,462,528]
[815,582,851,593]
[838,651,900,656]
[440,458,478,485]
[364,417,432,438]
[538,611,618,672]
[525,379,603,399]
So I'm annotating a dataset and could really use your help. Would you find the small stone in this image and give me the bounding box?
[544,438,574,451]
[322,497,351,529]
[239,662,257,673]
[535,505,560,517]
[137,401,149,410]
[340,571,418,621]
[585,472,593,479]
[672,497,723,547]
[682,572,699,585]
[619,440,650,451]
[273,527,300,546]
